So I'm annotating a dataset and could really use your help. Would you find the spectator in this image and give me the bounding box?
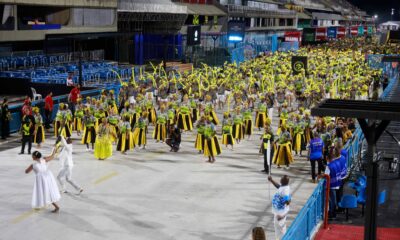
[66,72,74,86]
[268,175,291,240]
[308,131,324,183]
[1,97,11,140]
[382,74,389,91]
[21,96,32,117]
[44,92,53,129]
[68,84,81,116]
[324,147,342,220]
[252,227,266,240]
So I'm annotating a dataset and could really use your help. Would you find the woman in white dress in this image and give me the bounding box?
[25,150,61,212]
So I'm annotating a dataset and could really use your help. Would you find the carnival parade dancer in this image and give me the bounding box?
[94,118,115,160]
[260,126,275,174]
[54,103,72,138]
[33,107,45,148]
[133,113,148,149]
[195,116,206,154]
[204,96,219,125]
[203,118,221,163]
[73,100,84,136]
[116,116,134,154]
[177,95,193,131]
[255,97,268,130]
[190,95,199,123]
[243,104,253,140]
[221,118,235,150]
[232,107,244,143]
[292,115,307,156]
[81,109,96,151]
[145,94,157,126]
[57,136,83,194]
[25,150,60,212]
[153,105,167,142]
[107,108,120,144]
[273,126,293,169]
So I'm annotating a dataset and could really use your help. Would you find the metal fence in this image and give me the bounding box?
[282,179,326,240]
[282,56,399,240]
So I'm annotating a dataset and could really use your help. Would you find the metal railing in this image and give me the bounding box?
[282,179,326,240]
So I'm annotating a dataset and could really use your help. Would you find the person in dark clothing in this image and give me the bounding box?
[260,127,274,174]
[166,125,181,152]
[308,131,324,183]
[1,98,10,139]
[19,118,33,154]
[382,75,389,91]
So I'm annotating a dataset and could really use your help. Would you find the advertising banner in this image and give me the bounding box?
[315,27,327,41]
[327,27,337,39]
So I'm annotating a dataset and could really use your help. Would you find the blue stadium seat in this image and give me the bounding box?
[338,194,358,221]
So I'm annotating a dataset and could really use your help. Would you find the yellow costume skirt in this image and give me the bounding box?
[191,108,199,123]
[195,133,205,151]
[255,112,267,128]
[55,121,72,138]
[232,123,244,140]
[222,133,235,146]
[34,125,45,144]
[81,126,96,144]
[293,132,306,153]
[109,125,118,143]
[204,136,222,157]
[133,128,147,146]
[153,123,167,141]
[273,142,294,166]
[147,108,157,125]
[244,119,253,135]
[73,118,83,131]
[117,132,135,152]
[210,110,219,125]
[177,113,193,131]
[94,135,113,160]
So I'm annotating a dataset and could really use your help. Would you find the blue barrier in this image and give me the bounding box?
[283,56,398,239]
[282,179,326,240]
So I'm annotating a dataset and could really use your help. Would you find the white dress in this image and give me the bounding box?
[31,159,61,208]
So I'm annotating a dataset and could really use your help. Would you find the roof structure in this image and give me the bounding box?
[311,99,400,121]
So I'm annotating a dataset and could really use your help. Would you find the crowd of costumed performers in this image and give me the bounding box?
[46,37,392,170]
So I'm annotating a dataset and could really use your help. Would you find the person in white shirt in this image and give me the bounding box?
[56,136,83,194]
[66,72,74,86]
[268,175,291,240]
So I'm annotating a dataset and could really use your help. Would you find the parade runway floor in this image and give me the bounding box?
[0,126,316,240]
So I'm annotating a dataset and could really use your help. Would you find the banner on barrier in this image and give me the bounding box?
[327,27,337,39]
[351,26,358,36]
[337,27,346,38]
[284,31,302,42]
[315,27,327,41]
[358,26,364,36]
[302,28,316,43]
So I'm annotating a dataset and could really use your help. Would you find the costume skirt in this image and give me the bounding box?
[34,125,45,144]
[116,132,135,152]
[94,135,113,160]
[153,123,167,141]
[133,128,147,146]
[204,136,222,157]
[195,133,205,151]
[222,134,235,146]
[272,142,294,166]
[81,126,96,144]
[177,113,193,131]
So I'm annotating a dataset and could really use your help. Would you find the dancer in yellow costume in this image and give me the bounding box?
[177,95,193,131]
[153,105,167,142]
[195,116,206,153]
[203,118,221,163]
[221,118,235,150]
[273,126,294,169]
[133,113,147,149]
[94,118,116,160]
[117,116,134,154]
[81,109,96,151]
[33,107,45,147]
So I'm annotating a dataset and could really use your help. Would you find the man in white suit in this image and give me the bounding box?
[57,136,83,194]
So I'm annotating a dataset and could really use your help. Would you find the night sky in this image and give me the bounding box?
[347,0,399,22]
